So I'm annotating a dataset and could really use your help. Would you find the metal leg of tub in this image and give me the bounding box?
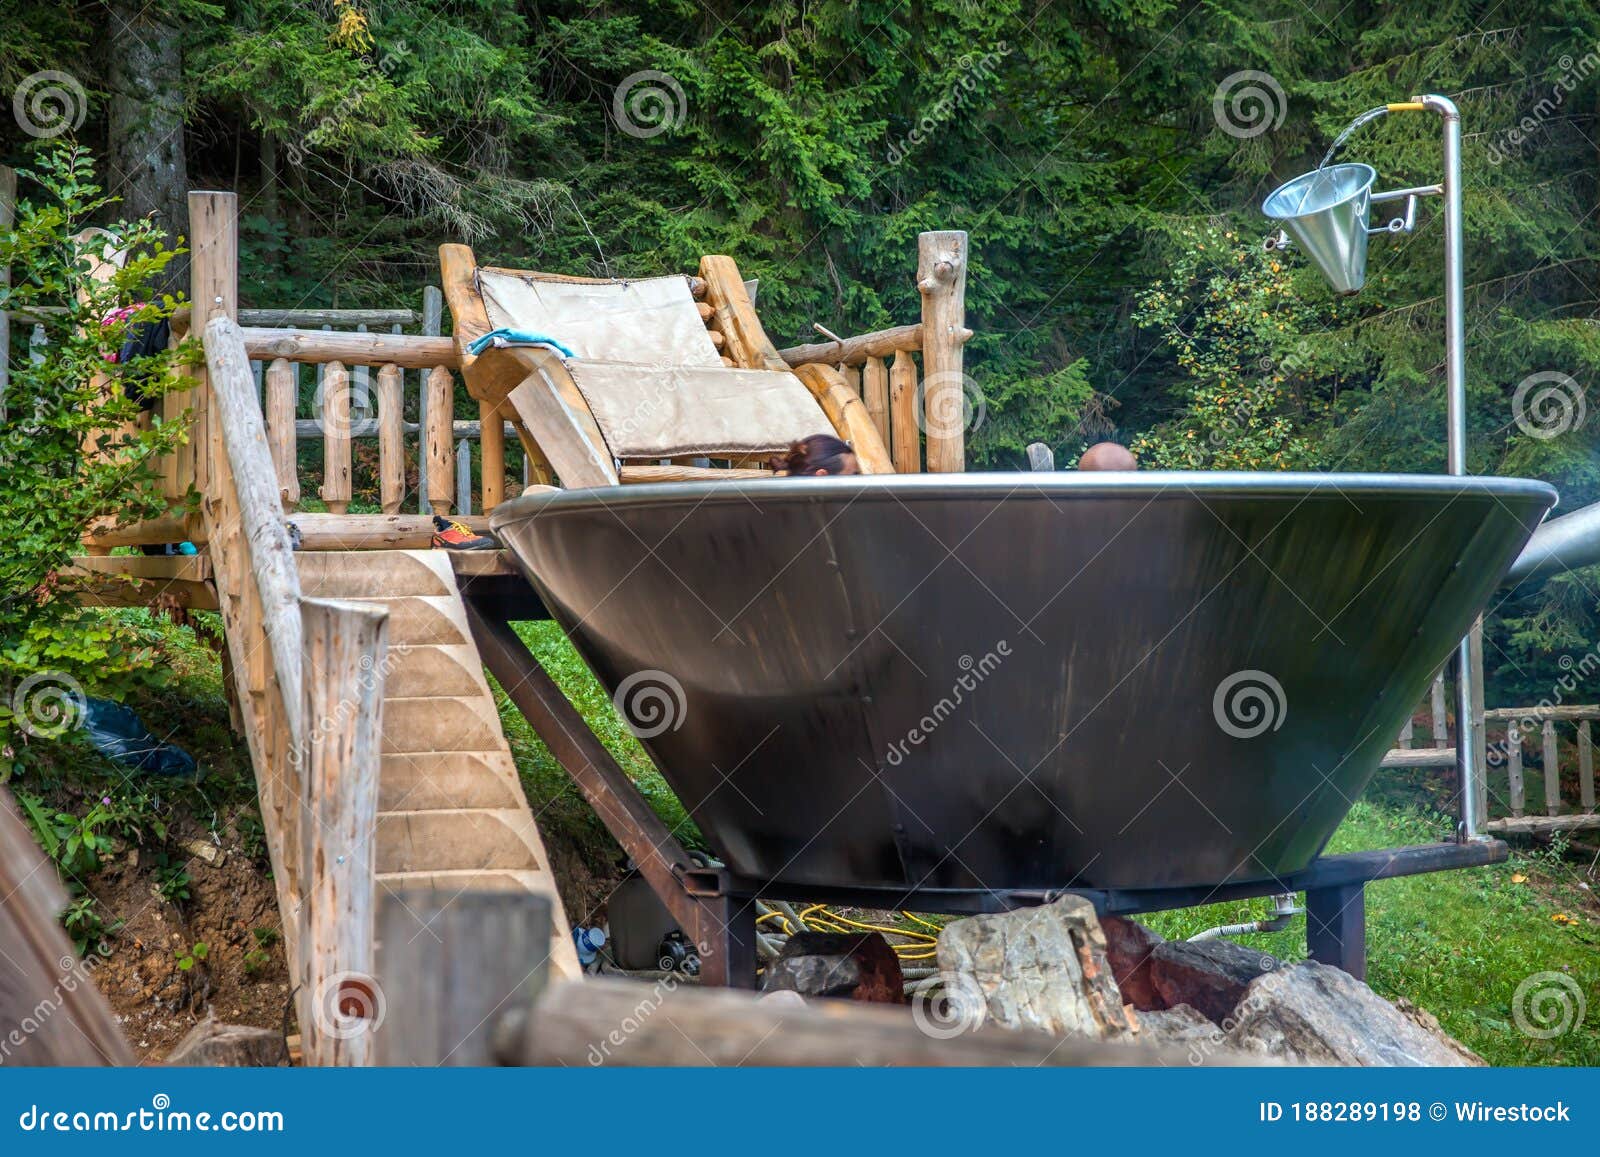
[1304,882,1367,980]
[693,896,759,990]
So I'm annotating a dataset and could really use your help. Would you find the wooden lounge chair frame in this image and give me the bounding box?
[437,245,894,489]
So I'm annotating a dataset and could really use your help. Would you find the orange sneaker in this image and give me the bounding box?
[431,516,498,551]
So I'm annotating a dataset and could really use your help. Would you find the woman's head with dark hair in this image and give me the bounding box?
[770,434,860,476]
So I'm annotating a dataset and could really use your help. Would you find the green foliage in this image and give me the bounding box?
[0,147,192,756]
[174,940,209,971]
[153,855,193,905]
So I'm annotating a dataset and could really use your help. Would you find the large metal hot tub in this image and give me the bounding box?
[490,473,1554,896]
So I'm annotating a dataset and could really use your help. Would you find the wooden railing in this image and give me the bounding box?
[1483,706,1600,832]
[190,191,390,1066]
[778,232,971,474]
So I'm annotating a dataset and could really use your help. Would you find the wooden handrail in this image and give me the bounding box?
[779,322,924,367]
[242,325,458,368]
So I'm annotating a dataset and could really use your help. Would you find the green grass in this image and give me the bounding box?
[1139,802,1600,1066]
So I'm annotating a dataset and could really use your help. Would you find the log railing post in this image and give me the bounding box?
[377,362,404,513]
[863,355,889,444]
[456,438,473,515]
[189,192,239,513]
[427,367,455,514]
[298,597,388,1067]
[265,357,299,510]
[889,349,920,474]
[419,286,443,512]
[917,230,968,473]
[480,397,505,511]
[321,360,352,514]
[374,890,552,1065]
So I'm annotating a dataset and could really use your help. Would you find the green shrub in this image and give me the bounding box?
[0,146,192,765]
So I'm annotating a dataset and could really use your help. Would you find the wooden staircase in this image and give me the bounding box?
[294,549,580,982]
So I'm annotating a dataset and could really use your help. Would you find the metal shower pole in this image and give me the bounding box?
[1415,94,1483,839]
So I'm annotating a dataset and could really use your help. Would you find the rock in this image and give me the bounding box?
[1100,915,1165,1010]
[1133,1003,1217,1045]
[1149,937,1276,1025]
[165,1017,286,1067]
[936,895,1133,1038]
[761,932,903,1002]
[181,838,223,866]
[1224,962,1484,1066]
[1394,997,1486,1066]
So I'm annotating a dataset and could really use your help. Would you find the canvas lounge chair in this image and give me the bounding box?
[437,245,893,490]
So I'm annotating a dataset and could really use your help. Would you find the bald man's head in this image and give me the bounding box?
[1077,442,1138,471]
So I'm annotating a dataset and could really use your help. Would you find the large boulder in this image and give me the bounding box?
[1149,937,1278,1025]
[936,895,1133,1038]
[1100,915,1165,1010]
[761,932,903,1002]
[1224,961,1484,1066]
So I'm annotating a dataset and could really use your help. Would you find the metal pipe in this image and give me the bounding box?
[1504,499,1600,583]
[1417,93,1483,841]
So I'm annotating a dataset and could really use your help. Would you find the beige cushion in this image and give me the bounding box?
[479,270,721,367]
[478,267,833,459]
[568,362,831,459]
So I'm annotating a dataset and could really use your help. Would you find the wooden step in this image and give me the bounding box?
[329,595,468,647]
[295,549,453,598]
[375,808,552,875]
[376,868,559,894]
[381,645,488,700]
[381,696,503,753]
[379,751,525,812]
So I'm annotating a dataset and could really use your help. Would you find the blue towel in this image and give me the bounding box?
[466,328,577,359]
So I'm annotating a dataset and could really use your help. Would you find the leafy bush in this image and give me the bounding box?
[0,147,191,763]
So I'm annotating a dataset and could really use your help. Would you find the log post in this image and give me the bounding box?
[1026,442,1056,471]
[456,439,473,515]
[889,349,920,474]
[189,192,239,508]
[374,890,553,1066]
[377,362,404,514]
[479,396,505,510]
[1431,672,1448,745]
[0,787,134,1065]
[1543,719,1560,816]
[298,597,388,1067]
[1508,726,1525,817]
[917,230,968,473]
[265,357,299,510]
[419,285,443,512]
[863,355,889,443]
[1580,720,1596,812]
[426,366,454,514]
[321,360,352,514]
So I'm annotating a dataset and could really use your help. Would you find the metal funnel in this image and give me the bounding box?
[1263,162,1376,294]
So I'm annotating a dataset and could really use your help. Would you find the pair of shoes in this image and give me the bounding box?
[431,515,498,551]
